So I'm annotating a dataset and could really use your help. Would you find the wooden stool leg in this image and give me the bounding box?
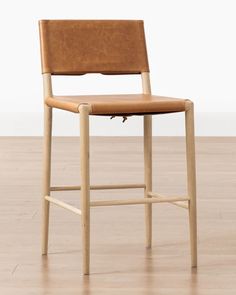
[79,105,91,275]
[185,101,197,267]
[42,104,52,255]
[144,115,152,248]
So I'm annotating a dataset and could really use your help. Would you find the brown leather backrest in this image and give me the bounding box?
[39,20,149,75]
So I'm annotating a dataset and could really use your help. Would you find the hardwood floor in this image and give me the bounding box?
[0,136,236,294]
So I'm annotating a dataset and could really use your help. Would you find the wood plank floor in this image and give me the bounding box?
[0,137,236,294]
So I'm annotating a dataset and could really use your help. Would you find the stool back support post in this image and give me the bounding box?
[142,72,152,248]
[79,104,91,275]
[42,73,53,254]
[185,101,197,267]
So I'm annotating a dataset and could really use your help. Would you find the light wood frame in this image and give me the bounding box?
[41,72,197,274]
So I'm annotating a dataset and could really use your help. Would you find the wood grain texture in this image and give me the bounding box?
[42,105,52,255]
[1,136,236,294]
[142,72,153,248]
[45,196,81,215]
[79,105,91,275]
[185,101,197,267]
[51,183,146,191]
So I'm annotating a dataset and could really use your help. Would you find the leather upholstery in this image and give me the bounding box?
[39,20,190,116]
[39,20,149,75]
[45,94,188,115]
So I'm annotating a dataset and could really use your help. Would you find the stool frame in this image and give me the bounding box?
[41,72,197,275]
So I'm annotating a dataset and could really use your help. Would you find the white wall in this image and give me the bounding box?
[0,0,235,136]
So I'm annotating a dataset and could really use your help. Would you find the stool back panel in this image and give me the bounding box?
[39,20,149,75]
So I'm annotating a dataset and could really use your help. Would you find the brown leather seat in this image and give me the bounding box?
[39,20,189,116]
[45,94,188,115]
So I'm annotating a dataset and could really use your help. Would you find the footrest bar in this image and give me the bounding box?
[45,196,82,215]
[90,196,189,207]
[148,192,189,209]
[51,183,146,191]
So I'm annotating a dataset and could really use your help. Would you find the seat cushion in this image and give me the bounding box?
[45,94,188,115]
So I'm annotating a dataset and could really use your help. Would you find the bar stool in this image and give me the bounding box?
[39,20,197,275]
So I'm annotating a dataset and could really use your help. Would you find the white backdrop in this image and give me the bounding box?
[0,0,235,136]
